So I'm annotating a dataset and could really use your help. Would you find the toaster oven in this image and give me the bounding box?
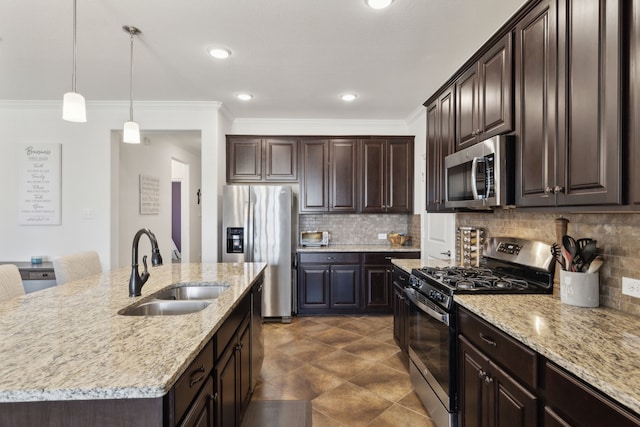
[300,231,330,247]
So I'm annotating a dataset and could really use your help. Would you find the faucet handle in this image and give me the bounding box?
[140,255,150,285]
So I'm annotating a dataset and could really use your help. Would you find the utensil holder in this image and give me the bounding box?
[560,270,599,308]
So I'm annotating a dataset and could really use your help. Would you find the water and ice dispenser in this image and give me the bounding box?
[226,227,244,254]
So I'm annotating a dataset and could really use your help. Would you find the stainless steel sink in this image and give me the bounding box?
[154,283,230,300]
[118,300,210,316]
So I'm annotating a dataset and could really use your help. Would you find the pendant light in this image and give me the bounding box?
[62,0,87,122]
[123,25,141,144]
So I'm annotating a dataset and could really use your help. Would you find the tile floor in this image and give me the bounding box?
[252,315,436,427]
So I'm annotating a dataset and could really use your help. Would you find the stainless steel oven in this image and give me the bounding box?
[406,237,555,427]
[406,286,458,427]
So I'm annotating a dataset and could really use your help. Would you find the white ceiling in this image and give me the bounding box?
[1,0,527,121]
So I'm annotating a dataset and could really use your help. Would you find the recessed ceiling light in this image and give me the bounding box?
[236,93,254,101]
[341,93,358,102]
[208,47,232,59]
[365,0,394,9]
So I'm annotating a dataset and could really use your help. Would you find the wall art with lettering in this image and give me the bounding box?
[139,174,160,215]
[18,144,62,225]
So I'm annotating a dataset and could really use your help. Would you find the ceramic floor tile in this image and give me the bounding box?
[267,364,344,400]
[310,349,376,380]
[341,337,400,362]
[259,318,433,426]
[349,363,413,403]
[308,326,365,348]
[367,403,435,427]
[312,382,394,427]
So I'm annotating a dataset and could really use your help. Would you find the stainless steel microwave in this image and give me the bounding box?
[444,135,515,209]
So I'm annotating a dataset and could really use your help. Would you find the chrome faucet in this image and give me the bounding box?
[129,228,163,297]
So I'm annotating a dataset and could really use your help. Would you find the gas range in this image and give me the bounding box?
[409,237,555,311]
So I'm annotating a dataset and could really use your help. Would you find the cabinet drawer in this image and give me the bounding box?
[28,271,55,280]
[298,252,360,264]
[544,362,640,427]
[458,308,537,388]
[215,294,251,359]
[363,252,419,265]
[173,339,214,425]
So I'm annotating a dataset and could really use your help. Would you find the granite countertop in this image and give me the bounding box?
[297,244,421,253]
[456,294,640,415]
[0,262,266,402]
[391,258,448,272]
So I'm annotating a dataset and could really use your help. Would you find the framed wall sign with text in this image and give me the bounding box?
[18,143,62,225]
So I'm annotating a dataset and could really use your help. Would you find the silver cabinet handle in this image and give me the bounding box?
[554,186,564,193]
[480,333,497,347]
[440,251,451,257]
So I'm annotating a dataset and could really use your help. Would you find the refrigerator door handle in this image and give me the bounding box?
[246,200,254,262]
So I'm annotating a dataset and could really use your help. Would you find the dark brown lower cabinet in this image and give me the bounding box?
[364,252,419,313]
[458,336,538,427]
[179,376,215,427]
[391,266,410,354]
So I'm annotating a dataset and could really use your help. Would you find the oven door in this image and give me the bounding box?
[406,287,457,416]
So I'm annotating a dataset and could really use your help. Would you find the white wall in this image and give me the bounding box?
[118,134,202,268]
[0,101,222,270]
[407,107,427,214]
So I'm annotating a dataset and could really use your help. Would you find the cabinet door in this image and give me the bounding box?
[300,139,329,212]
[479,33,513,139]
[459,336,489,427]
[515,0,558,207]
[227,137,262,182]
[237,318,252,417]
[426,87,455,212]
[178,376,214,427]
[330,139,358,212]
[456,64,480,149]
[387,138,413,213]
[361,139,386,212]
[630,1,640,207]
[330,265,361,309]
[215,343,238,427]
[298,265,330,310]
[264,138,297,182]
[392,284,406,352]
[364,265,391,311]
[489,361,538,427]
[556,0,622,205]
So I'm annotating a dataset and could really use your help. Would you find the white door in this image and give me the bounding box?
[421,212,456,263]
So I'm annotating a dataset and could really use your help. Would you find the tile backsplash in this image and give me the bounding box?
[299,214,421,247]
[457,210,640,317]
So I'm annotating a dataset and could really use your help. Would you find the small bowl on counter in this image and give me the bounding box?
[387,233,411,247]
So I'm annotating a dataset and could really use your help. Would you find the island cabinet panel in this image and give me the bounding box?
[178,376,215,427]
[0,398,164,427]
[555,0,622,206]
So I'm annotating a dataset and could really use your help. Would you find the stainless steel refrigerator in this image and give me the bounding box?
[222,185,294,322]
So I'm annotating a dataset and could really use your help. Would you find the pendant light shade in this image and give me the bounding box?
[123,121,141,144]
[122,25,141,144]
[62,92,86,122]
[62,0,87,122]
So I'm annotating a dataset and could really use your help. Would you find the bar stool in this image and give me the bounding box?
[0,264,25,301]
[52,251,102,285]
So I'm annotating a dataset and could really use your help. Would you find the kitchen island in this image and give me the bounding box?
[0,262,266,426]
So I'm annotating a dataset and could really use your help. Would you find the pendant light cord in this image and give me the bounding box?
[72,0,78,92]
[129,30,134,122]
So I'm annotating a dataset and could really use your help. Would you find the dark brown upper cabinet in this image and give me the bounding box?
[361,137,414,213]
[515,0,558,207]
[226,136,298,183]
[555,0,622,206]
[426,85,455,212]
[299,138,358,213]
[456,33,513,150]
[630,0,640,207]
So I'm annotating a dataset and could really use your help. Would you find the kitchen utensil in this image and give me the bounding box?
[550,243,566,270]
[586,256,604,273]
[580,241,598,266]
[563,235,578,270]
[561,245,572,271]
[577,238,595,250]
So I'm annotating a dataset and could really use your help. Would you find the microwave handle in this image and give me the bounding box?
[471,157,481,200]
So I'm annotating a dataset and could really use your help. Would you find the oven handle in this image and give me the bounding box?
[405,288,449,326]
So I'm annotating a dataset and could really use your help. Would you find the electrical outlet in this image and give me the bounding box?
[378,233,387,240]
[622,277,640,298]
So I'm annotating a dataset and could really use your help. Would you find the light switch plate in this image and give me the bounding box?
[622,277,640,298]
[378,233,387,240]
